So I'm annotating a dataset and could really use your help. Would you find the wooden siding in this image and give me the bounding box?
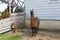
[0,13,24,33]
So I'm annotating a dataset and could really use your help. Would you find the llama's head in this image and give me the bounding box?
[30,9,34,16]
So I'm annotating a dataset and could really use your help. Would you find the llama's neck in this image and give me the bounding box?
[31,13,35,20]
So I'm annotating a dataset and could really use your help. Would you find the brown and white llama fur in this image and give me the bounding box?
[30,10,40,36]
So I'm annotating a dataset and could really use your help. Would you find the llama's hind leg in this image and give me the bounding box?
[36,28,38,34]
[31,28,34,36]
[34,28,36,36]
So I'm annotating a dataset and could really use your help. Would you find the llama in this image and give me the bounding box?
[30,10,40,36]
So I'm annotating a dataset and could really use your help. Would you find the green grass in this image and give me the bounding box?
[0,33,22,40]
[0,12,2,16]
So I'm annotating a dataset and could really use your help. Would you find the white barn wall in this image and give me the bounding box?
[25,0,60,20]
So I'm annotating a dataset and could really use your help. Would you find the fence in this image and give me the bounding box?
[0,12,24,33]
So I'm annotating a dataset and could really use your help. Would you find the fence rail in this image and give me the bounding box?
[0,12,24,33]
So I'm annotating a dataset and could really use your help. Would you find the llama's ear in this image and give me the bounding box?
[30,9,33,11]
[32,9,34,11]
[30,10,31,11]
[30,10,32,13]
[31,9,33,11]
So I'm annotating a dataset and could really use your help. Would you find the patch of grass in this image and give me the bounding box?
[0,12,2,16]
[0,33,22,40]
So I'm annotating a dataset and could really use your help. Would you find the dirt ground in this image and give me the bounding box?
[20,28,60,40]
[7,27,60,40]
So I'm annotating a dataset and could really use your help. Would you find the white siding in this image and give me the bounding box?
[0,18,11,33]
[25,0,60,20]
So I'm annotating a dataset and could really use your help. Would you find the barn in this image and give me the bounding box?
[25,0,60,30]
